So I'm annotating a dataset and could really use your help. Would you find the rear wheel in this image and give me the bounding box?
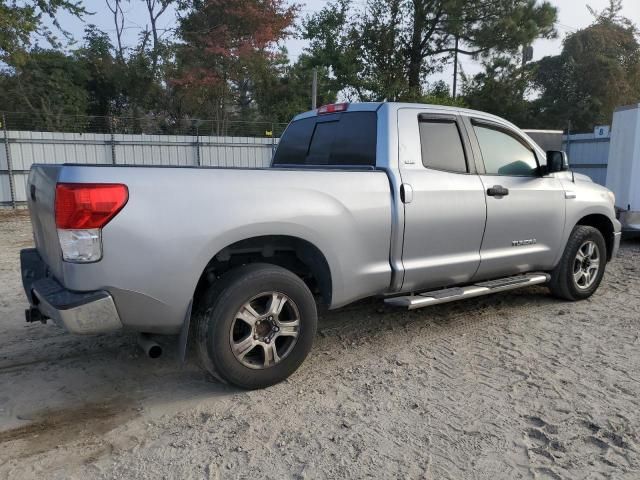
[194,263,317,389]
[549,225,607,301]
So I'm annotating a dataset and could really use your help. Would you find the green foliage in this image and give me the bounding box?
[173,0,298,123]
[462,55,534,126]
[252,52,338,124]
[74,25,122,116]
[460,0,640,130]
[0,48,88,129]
[0,0,86,63]
[531,0,640,130]
[403,80,467,107]
[1,0,637,133]
[301,0,557,101]
[0,24,174,126]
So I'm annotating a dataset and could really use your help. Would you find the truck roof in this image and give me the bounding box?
[293,102,520,130]
[291,101,545,159]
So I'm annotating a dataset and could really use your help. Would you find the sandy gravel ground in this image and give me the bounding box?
[1,211,639,479]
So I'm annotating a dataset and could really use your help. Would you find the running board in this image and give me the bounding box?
[384,273,550,310]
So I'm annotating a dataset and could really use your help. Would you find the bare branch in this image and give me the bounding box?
[105,0,126,61]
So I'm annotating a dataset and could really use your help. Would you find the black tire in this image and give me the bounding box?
[194,263,317,389]
[549,225,607,301]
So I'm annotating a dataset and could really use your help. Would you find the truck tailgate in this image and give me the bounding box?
[27,165,65,281]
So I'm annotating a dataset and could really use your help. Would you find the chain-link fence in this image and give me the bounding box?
[0,111,289,137]
[0,112,289,208]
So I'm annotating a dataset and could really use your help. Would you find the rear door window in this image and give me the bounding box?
[419,120,468,173]
[273,111,377,167]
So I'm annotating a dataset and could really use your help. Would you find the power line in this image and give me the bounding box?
[557,23,578,33]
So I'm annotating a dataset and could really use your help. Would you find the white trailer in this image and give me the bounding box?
[606,103,640,232]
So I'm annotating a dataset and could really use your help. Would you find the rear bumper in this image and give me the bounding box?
[21,248,123,334]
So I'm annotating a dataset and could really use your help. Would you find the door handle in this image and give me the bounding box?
[400,183,413,204]
[487,185,509,197]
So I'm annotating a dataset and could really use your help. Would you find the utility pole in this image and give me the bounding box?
[452,36,459,98]
[311,67,318,110]
[521,45,534,99]
[522,45,533,69]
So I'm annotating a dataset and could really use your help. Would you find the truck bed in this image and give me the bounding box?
[27,164,394,333]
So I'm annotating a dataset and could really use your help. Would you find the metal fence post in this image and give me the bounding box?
[2,113,17,209]
[109,116,117,165]
[195,123,201,166]
[271,122,276,157]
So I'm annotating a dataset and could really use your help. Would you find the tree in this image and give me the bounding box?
[0,48,88,129]
[302,0,557,100]
[74,25,121,117]
[532,0,640,131]
[421,80,466,107]
[2,0,325,128]
[105,0,127,61]
[462,55,535,126]
[252,53,338,124]
[173,0,297,126]
[0,0,86,64]
[0,24,171,130]
[144,0,173,75]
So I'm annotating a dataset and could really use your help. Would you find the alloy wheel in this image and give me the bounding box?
[573,240,600,290]
[229,292,301,369]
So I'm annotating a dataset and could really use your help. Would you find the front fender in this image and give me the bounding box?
[556,178,619,265]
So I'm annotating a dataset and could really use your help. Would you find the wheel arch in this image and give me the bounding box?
[192,235,333,312]
[575,213,615,261]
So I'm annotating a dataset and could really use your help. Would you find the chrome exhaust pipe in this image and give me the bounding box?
[138,333,162,359]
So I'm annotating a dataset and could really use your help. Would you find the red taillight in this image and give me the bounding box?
[317,103,349,115]
[55,183,128,229]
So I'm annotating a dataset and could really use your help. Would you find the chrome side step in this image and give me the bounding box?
[384,273,550,310]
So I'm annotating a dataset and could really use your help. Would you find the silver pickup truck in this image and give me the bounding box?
[21,102,621,389]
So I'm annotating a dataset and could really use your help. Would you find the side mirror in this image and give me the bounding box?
[546,150,569,173]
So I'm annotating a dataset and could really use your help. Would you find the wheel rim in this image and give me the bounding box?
[229,291,301,369]
[573,240,600,290]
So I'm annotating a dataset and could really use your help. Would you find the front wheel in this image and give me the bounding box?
[549,225,607,301]
[194,263,317,389]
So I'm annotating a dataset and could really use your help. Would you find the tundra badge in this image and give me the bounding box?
[512,239,537,247]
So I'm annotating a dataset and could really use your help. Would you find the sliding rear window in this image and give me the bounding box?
[272,111,377,167]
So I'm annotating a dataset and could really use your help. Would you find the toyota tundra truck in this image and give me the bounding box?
[20,102,622,389]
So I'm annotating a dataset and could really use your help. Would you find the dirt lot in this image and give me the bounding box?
[1,211,639,479]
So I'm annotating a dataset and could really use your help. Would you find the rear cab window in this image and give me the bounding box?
[272,111,377,167]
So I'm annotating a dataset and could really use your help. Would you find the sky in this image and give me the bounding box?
[51,0,640,90]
